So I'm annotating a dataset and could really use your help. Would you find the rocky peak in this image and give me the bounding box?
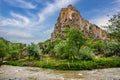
[51,5,107,42]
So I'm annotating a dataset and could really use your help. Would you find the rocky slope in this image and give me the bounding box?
[51,5,107,42]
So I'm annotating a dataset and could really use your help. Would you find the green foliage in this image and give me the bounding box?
[0,37,26,61]
[67,28,86,58]
[54,40,78,60]
[91,40,106,54]
[104,42,120,57]
[0,40,7,61]
[93,40,106,53]
[85,38,106,54]
[116,43,120,56]
[44,40,54,54]
[80,46,94,60]
[107,13,120,41]
[8,43,24,60]
[64,43,78,60]
[54,28,86,60]
[54,41,66,58]
[9,50,19,60]
[5,58,120,70]
[0,61,3,65]
[67,28,86,50]
[27,43,42,59]
[55,58,120,70]
[38,39,55,55]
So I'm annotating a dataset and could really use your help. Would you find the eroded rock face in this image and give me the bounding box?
[51,5,107,41]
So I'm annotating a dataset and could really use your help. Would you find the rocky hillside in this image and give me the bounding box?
[51,5,107,42]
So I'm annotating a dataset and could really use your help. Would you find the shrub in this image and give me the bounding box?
[27,43,42,60]
[9,50,20,60]
[85,39,106,54]
[54,40,66,58]
[0,39,8,61]
[92,40,106,54]
[80,46,94,60]
[104,42,120,57]
[67,28,86,54]
[54,40,78,60]
[115,42,120,56]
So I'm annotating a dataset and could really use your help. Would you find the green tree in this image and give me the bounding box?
[91,40,106,54]
[107,13,120,41]
[54,40,77,60]
[0,40,7,61]
[67,28,86,54]
[54,28,86,60]
[54,40,66,59]
[104,42,120,57]
[8,44,20,60]
[80,46,94,60]
[27,43,42,60]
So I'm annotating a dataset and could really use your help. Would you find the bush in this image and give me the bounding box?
[80,46,94,60]
[54,40,78,60]
[116,42,120,56]
[9,50,20,60]
[92,40,106,54]
[104,42,120,57]
[27,43,42,60]
[85,39,106,54]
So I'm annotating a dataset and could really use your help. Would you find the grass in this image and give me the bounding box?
[2,57,120,70]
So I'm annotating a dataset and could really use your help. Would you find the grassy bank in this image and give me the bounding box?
[2,57,120,70]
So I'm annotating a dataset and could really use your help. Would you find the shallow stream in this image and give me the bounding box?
[0,65,120,80]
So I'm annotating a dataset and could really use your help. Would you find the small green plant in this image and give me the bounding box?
[80,46,94,60]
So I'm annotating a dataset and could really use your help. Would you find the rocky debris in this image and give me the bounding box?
[51,4,107,42]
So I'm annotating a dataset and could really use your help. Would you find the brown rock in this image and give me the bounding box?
[51,4,107,42]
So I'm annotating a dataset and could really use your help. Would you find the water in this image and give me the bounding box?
[0,65,120,80]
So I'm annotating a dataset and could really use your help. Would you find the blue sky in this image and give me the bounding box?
[0,0,120,44]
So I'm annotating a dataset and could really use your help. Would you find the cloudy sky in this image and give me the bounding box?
[0,0,120,44]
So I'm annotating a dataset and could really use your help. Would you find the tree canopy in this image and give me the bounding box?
[107,13,120,41]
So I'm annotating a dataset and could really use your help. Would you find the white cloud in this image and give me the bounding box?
[7,32,33,38]
[0,30,33,38]
[115,0,120,3]
[90,16,110,27]
[11,12,30,24]
[38,0,79,22]
[89,0,120,28]
[4,0,36,9]
[0,12,30,28]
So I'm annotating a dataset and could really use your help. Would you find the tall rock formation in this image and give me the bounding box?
[51,5,107,42]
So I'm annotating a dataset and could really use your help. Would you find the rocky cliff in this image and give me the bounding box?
[51,5,107,42]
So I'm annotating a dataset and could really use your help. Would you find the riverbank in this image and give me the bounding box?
[0,65,120,80]
[1,57,120,70]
